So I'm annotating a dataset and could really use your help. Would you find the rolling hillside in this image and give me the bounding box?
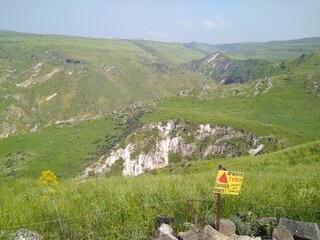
[0,31,319,239]
[0,31,319,180]
[0,30,207,138]
[184,37,320,60]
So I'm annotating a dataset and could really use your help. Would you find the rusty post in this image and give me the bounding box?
[216,164,222,231]
[187,197,202,228]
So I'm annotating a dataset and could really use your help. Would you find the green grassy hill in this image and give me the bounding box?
[0,141,318,239]
[0,30,206,136]
[0,50,319,181]
[184,37,320,60]
[0,31,319,239]
[214,37,320,60]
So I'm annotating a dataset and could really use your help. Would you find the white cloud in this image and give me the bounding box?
[202,15,230,30]
[178,20,194,27]
[202,19,219,29]
[215,15,230,28]
[148,31,166,38]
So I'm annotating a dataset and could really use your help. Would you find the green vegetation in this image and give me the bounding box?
[0,141,319,239]
[188,52,280,84]
[0,117,124,180]
[0,31,319,238]
[142,52,320,147]
[183,37,320,60]
[0,30,207,133]
[213,37,320,60]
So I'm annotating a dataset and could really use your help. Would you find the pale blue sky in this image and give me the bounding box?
[1,0,319,44]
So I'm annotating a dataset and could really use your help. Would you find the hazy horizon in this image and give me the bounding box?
[1,0,320,45]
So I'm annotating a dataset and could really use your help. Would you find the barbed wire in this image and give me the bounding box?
[1,166,319,235]
[2,192,319,231]
[2,197,189,230]
[244,173,320,179]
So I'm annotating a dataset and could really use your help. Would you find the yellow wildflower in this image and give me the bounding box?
[39,170,59,199]
[50,189,57,195]
[42,195,48,201]
[39,170,59,187]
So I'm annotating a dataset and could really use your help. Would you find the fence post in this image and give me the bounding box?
[216,164,222,231]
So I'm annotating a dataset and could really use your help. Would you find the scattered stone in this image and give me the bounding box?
[178,225,229,240]
[256,216,277,237]
[65,58,81,64]
[14,229,43,240]
[156,215,171,227]
[153,223,177,240]
[237,211,253,220]
[257,217,277,226]
[272,225,294,240]
[278,218,320,240]
[236,236,261,240]
[220,219,236,236]
[179,89,191,96]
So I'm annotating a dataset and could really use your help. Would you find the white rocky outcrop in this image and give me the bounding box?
[16,67,61,88]
[0,105,32,139]
[248,144,265,156]
[46,93,58,101]
[83,120,269,177]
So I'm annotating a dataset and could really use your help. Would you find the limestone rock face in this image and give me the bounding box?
[0,105,33,139]
[83,120,272,177]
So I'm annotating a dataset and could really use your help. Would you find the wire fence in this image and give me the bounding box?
[0,171,319,239]
[244,172,320,179]
[2,192,319,230]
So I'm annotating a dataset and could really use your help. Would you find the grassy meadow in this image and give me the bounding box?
[0,141,319,239]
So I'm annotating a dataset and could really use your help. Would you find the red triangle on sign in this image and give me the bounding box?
[217,173,228,183]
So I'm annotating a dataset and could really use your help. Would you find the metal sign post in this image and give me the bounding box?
[215,164,222,231]
[214,165,244,231]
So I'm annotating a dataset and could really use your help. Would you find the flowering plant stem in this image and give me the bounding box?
[52,198,64,236]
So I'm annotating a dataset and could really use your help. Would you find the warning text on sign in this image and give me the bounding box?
[214,170,244,195]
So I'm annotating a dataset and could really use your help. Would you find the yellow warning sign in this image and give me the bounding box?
[214,170,244,195]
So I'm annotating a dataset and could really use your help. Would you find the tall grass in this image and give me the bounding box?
[0,141,319,239]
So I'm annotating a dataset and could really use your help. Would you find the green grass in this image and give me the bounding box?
[0,141,319,239]
[0,30,206,133]
[0,117,123,180]
[1,52,319,180]
[142,63,320,147]
[213,37,320,60]
[0,31,319,239]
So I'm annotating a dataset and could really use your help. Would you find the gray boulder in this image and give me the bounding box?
[236,237,261,240]
[156,215,171,226]
[220,219,236,236]
[257,217,277,226]
[278,218,320,240]
[272,225,294,240]
[153,223,177,240]
[236,211,253,220]
[178,225,230,240]
[14,229,43,240]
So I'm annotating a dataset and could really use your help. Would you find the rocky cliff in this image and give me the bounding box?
[83,120,275,177]
[186,52,276,85]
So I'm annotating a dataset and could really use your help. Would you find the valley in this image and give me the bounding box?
[0,31,319,239]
